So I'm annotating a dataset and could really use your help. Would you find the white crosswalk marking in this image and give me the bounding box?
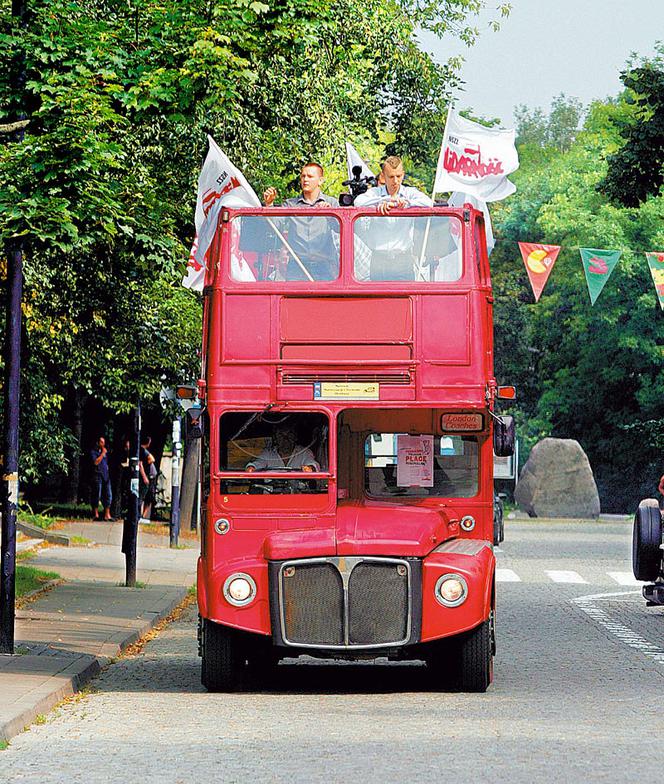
[496,568,521,582]
[494,567,642,586]
[545,570,587,584]
[607,571,642,586]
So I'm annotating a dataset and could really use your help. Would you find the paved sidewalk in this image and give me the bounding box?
[1,526,198,743]
[54,518,199,549]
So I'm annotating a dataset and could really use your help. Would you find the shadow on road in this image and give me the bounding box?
[96,640,437,696]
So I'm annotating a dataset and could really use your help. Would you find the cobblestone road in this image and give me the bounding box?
[3,520,664,783]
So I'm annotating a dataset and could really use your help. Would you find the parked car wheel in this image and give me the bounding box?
[632,499,663,582]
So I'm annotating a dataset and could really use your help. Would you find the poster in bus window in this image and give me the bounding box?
[396,435,434,487]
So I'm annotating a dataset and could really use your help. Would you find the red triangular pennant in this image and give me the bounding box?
[518,242,561,302]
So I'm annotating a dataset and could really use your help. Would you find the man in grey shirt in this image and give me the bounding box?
[263,163,339,281]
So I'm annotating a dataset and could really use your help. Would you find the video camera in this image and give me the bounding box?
[339,165,377,206]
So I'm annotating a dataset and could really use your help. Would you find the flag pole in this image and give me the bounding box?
[265,217,314,282]
[416,105,453,281]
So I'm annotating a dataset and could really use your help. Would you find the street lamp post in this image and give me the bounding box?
[121,403,141,587]
[170,417,181,548]
[0,243,23,655]
[0,0,28,656]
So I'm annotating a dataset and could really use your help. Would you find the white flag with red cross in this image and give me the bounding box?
[434,106,519,202]
[183,136,261,291]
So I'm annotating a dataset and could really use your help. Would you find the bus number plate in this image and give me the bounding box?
[313,382,379,400]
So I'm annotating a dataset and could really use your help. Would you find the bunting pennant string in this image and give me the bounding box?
[511,245,662,310]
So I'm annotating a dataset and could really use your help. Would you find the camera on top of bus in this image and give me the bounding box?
[339,165,377,206]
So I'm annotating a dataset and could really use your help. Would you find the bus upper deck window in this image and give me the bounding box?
[230,215,341,282]
[353,215,462,283]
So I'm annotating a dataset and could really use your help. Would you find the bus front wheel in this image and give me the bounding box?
[201,619,245,692]
[457,619,493,693]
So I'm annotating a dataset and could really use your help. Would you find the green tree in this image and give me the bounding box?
[515,93,585,152]
[600,43,664,207]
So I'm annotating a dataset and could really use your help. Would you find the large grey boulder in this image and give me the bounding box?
[515,438,600,519]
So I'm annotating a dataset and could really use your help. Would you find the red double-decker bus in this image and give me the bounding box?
[193,203,514,692]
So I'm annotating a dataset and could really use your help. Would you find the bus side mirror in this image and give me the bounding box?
[497,386,516,400]
[176,385,197,400]
[493,415,515,457]
[186,408,205,440]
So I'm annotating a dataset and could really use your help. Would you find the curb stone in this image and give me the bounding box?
[17,520,70,546]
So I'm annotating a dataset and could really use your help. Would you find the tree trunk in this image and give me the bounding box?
[179,436,200,533]
[63,387,87,504]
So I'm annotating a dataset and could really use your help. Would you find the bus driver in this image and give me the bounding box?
[246,424,320,472]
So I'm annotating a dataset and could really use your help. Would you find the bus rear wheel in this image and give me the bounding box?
[457,619,493,693]
[201,619,245,692]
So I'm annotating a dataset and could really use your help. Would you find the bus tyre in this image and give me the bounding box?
[201,619,245,692]
[633,499,663,582]
[458,620,493,693]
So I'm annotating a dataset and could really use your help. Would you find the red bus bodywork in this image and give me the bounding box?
[196,205,502,691]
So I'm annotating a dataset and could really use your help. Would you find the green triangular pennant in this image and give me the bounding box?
[579,248,622,305]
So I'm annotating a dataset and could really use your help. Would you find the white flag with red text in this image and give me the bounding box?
[183,136,261,291]
[434,106,519,202]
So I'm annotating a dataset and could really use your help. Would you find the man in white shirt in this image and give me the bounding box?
[354,156,432,213]
[354,156,432,280]
[246,424,319,472]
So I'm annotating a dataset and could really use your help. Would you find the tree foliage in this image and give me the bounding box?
[515,94,585,153]
[600,43,664,207]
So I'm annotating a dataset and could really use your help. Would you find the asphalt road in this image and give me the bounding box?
[4,518,664,783]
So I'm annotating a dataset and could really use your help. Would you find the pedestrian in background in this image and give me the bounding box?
[659,471,664,511]
[112,436,132,520]
[139,435,158,522]
[90,436,113,521]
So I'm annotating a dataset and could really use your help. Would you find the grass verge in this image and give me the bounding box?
[18,506,58,531]
[16,564,60,599]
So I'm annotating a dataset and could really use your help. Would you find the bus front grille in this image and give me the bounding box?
[277,557,413,649]
[281,562,344,645]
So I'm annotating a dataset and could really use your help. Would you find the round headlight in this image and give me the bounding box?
[223,573,257,607]
[435,573,468,607]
